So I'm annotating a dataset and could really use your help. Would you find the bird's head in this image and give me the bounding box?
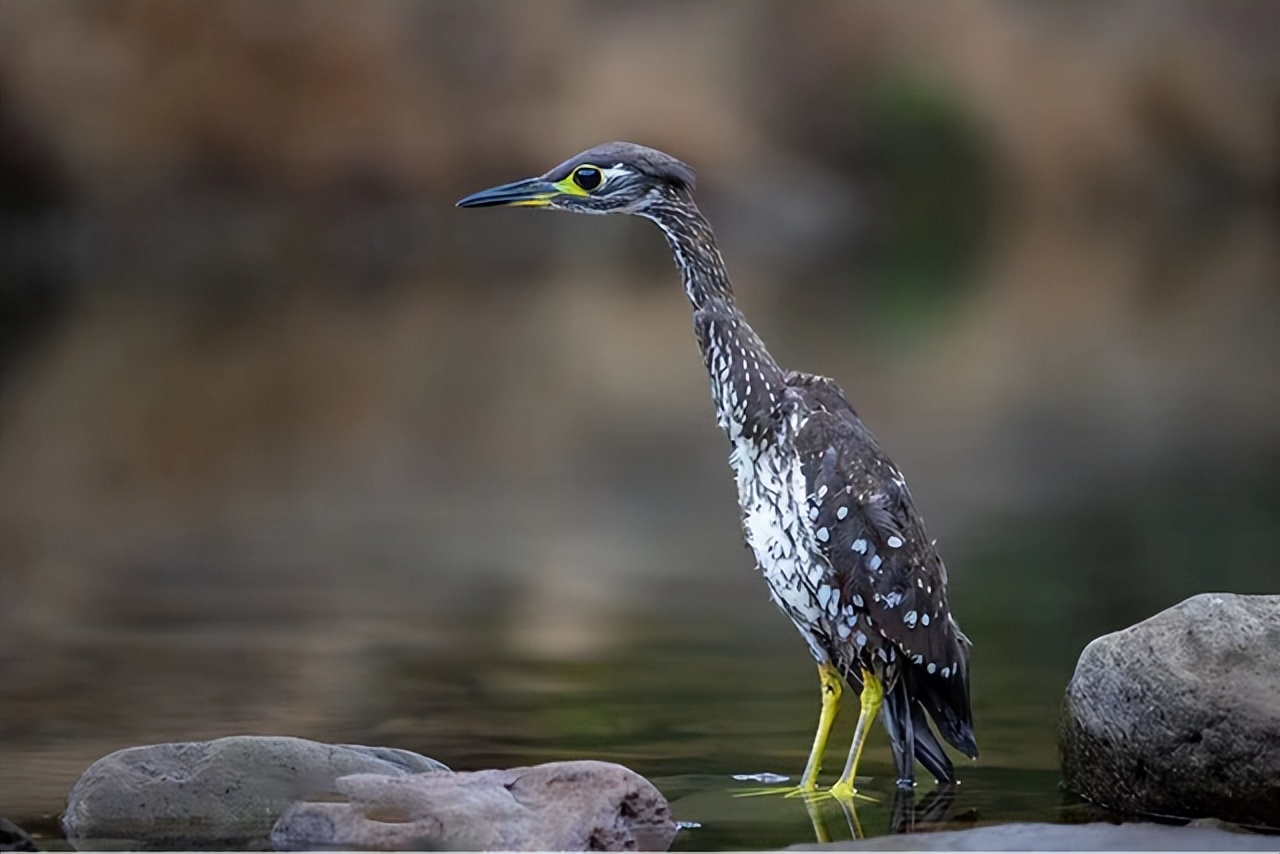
[456,142,695,216]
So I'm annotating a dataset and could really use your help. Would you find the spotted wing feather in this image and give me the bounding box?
[783,371,977,762]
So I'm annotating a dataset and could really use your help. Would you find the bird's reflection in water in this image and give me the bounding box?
[802,783,961,842]
[891,783,959,833]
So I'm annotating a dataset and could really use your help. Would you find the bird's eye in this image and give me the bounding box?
[572,166,602,192]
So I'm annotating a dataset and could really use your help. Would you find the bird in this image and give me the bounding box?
[457,142,977,800]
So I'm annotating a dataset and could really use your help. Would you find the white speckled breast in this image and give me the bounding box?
[727,421,831,663]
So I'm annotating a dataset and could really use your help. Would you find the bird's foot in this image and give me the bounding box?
[826,778,878,804]
[731,780,876,803]
[731,781,823,800]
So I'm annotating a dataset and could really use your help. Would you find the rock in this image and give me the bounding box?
[0,817,38,852]
[270,759,676,851]
[788,820,1277,850]
[1059,593,1280,828]
[61,735,448,850]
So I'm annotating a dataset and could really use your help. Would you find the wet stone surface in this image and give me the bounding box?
[1059,593,1280,829]
[271,759,676,852]
[789,820,1278,850]
[61,736,448,850]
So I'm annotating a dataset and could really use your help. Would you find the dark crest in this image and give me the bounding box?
[543,142,696,190]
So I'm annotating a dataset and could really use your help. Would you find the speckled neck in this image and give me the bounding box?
[644,191,786,442]
[643,191,736,311]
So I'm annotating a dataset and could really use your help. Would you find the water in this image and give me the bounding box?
[3,454,1273,849]
[1,217,1275,847]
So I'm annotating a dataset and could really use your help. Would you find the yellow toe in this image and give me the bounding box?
[830,779,878,803]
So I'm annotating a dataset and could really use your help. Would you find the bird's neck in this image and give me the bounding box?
[643,194,735,311]
[645,193,787,442]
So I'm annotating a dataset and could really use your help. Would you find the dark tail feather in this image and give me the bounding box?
[910,701,956,782]
[914,625,979,759]
[913,664,978,759]
[930,705,978,759]
[881,680,915,786]
[916,677,977,758]
[882,679,956,786]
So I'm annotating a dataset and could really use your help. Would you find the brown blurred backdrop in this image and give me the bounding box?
[0,0,1276,827]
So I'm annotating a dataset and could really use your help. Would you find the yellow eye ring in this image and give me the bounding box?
[571,165,603,192]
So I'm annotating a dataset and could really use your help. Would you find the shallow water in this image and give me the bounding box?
[1,417,1276,850]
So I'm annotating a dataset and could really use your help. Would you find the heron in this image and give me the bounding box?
[457,142,977,801]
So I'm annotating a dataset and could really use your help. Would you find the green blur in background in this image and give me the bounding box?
[0,1,1276,848]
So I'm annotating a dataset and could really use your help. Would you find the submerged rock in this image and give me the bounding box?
[1059,593,1280,828]
[270,759,676,851]
[789,820,1277,850]
[61,735,448,850]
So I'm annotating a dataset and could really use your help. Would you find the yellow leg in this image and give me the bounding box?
[798,661,843,791]
[733,661,841,799]
[830,668,882,801]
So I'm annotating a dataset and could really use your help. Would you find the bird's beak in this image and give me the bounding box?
[456,177,560,208]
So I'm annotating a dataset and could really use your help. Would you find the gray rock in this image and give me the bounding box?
[270,759,676,851]
[61,735,448,850]
[788,820,1277,850]
[1059,593,1280,828]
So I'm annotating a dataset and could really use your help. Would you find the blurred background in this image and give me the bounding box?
[0,0,1276,846]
